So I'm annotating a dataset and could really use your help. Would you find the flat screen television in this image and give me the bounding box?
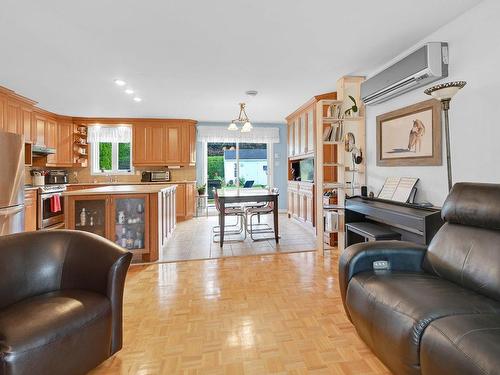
[300,158,314,182]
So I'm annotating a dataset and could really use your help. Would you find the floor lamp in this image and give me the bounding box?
[424,81,466,192]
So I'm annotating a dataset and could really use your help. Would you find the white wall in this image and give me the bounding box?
[365,0,500,205]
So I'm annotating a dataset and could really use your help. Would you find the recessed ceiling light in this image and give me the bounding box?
[133,97,142,102]
[114,79,126,86]
[246,90,258,97]
[125,88,134,95]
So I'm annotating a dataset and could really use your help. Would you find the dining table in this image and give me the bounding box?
[217,188,279,247]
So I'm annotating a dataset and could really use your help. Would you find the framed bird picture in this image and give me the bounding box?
[376,99,442,166]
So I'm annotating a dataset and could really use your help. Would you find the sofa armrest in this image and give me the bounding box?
[60,230,132,354]
[339,241,427,320]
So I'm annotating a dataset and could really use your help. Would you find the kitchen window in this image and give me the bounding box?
[88,126,134,175]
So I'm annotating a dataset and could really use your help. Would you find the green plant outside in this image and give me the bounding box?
[99,142,112,170]
[207,155,224,179]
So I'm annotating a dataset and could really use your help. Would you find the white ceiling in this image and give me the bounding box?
[0,0,482,123]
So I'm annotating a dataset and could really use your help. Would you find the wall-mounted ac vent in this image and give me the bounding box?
[361,42,448,105]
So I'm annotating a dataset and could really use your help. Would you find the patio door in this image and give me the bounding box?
[205,142,271,199]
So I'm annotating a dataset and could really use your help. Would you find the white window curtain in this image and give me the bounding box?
[197,126,280,143]
[87,126,132,143]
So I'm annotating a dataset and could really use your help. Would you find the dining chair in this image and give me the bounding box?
[246,187,279,241]
[212,189,247,242]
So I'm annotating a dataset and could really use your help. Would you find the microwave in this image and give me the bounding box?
[141,170,170,182]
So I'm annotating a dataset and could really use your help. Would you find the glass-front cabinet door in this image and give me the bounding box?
[288,122,294,156]
[110,195,149,253]
[307,109,314,152]
[300,113,306,154]
[72,197,108,238]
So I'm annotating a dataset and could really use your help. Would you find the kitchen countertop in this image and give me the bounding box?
[67,181,196,186]
[63,184,177,196]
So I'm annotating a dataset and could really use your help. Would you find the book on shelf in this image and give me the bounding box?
[323,124,343,143]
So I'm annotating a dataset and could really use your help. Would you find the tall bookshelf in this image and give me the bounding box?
[315,76,365,253]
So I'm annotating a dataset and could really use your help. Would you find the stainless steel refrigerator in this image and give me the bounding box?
[0,131,25,235]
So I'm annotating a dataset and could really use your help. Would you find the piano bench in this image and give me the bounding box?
[346,222,402,244]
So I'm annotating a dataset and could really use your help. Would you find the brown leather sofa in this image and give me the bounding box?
[0,230,132,375]
[339,182,500,375]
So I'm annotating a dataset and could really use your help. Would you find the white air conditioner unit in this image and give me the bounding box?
[361,42,449,105]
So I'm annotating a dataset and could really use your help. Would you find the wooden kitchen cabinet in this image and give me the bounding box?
[24,189,37,232]
[133,123,168,166]
[34,114,46,146]
[45,119,58,165]
[132,122,197,167]
[65,185,176,262]
[165,124,181,164]
[56,121,74,166]
[174,182,196,221]
[175,183,186,218]
[22,107,34,143]
[180,123,196,165]
[6,100,22,135]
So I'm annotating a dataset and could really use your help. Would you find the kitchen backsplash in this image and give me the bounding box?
[25,166,196,185]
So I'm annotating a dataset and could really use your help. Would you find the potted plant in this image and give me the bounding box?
[197,183,206,195]
[344,95,359,117]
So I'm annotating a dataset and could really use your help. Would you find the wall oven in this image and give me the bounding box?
[37,185,66,230]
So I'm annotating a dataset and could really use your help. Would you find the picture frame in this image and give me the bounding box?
[376,99,442,166]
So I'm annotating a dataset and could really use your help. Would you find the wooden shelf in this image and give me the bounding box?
[324,163,342,167]
[323,116,364,124]
[323,141,342,145]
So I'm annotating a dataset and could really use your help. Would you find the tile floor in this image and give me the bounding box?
[159,213,317,262]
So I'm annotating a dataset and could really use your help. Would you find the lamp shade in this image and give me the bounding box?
[424,81,466,101]
[228,122,238,131]
[241,121,252,133]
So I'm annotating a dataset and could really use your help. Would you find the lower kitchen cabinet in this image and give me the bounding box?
[64,186,176,262]
[24,189,37,232]
[175,182,195,220]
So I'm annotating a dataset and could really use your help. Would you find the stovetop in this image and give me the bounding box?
[38,185,67,194]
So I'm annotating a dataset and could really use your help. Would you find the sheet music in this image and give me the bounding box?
[378,177,419,203]
[378,177,400,200]
[392,177,418,202]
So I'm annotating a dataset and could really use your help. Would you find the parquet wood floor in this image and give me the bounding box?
[89,251,391,375]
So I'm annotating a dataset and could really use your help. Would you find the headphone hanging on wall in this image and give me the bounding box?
[353,148,363,165]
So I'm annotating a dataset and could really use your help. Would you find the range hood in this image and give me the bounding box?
[32,145,56,156]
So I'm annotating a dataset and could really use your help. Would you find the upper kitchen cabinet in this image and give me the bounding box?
[132,121,197,167]
[164,124,181,164]
[133,123,167,166]
[45,118,58,165]
[55,120,74,166]
[180,124,196,165]
[285,92,336,158]
[0,87,37,139]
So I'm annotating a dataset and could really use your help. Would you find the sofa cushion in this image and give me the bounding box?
[421,314,500,375]
[0,290,112,375]
[346,271,500,375]
[423,222,500,301]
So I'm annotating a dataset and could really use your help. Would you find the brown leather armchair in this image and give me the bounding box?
[0,230,132,375]
[339,183,500,375]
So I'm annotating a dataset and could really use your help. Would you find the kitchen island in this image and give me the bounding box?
[63,184,176,262]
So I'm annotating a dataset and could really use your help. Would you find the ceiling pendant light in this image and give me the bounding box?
[227,103,253,132]
[228,121,238,131]
[241,121,252,132]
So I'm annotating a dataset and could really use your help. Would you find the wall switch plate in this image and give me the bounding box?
[373,260,390,270]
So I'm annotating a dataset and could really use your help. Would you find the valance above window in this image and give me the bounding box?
[88,126,132,143]
[197,126,280,143]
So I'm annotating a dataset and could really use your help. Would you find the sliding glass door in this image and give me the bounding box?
[206,142,270,199]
